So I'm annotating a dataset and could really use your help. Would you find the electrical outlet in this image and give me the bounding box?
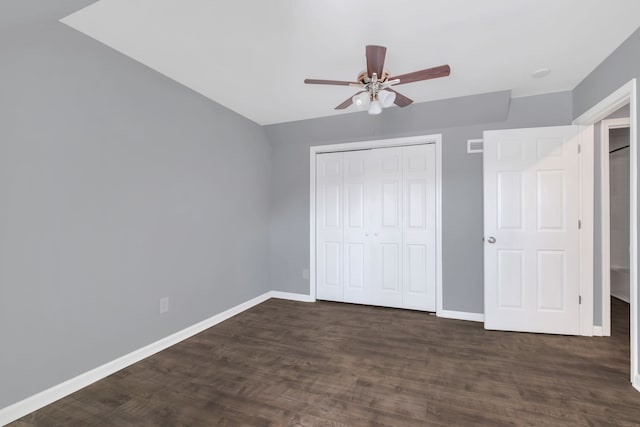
[302,269,309,280]
[159,297,169,314]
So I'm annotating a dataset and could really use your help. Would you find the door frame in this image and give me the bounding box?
[579,124,596,337]
[599,117,631,337]
[309,134,443,313]
[573,79,638,388]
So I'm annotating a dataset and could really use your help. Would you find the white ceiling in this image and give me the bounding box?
[61,0,640,125]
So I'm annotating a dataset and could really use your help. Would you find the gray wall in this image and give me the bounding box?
[0,0,270,408]
[265,91,573,313]
[573,27,640,360]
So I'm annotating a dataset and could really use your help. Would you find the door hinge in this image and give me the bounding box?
[578,144,581,154]
[579,295,582,304]
[578,219,582,229]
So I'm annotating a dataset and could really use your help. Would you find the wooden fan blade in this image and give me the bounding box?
[335,92,362,110]
[366,45,387,79]
[389,65,451,85]
[387,89,413,107]
[304,79,359,86]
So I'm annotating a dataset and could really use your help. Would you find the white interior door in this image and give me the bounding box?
[484,126,581,334]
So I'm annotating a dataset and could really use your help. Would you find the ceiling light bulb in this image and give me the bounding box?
[368,100,382,115]
[352,92,370,110]
[378,90,396,108]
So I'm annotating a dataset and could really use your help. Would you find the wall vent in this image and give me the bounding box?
[467,139,484,154]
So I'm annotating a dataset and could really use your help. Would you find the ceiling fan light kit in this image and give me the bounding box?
[368,99,383,115]
[351,90,395,114]
[305,45,451,115]
[378,90,396,108]
[352,92,370,109]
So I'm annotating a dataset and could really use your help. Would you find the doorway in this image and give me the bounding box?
[573,79,638,388]
[599,113,631,339]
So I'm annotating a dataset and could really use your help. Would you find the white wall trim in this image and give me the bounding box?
[579,124,595,337]
[309,134,444,313]
[438,310,485,323]
[311,134,443,154]
[270,291,315,302]
[600,117,631,337]
[574,78,638,385]
[0,291,317,426]
[635,374,640,393]
[593,326,604,337]
[574,81,634,126]
[601,118,612,337]
[309,145,317,301]
[631,80,638,385]
[435,135,444,315]
[612,291,631,304]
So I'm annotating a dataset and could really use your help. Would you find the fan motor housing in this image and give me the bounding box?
[358,69,390,84]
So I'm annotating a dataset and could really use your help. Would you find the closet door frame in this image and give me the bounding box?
[310,134,443,314]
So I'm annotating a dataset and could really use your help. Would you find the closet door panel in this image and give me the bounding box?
[316,152,344,302]
[402,144,436,311]
[343,151,373,304]
[369,147,404,308]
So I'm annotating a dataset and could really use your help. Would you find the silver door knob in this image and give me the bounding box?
[487,236,496,244]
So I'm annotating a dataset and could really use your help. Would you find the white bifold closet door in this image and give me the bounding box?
[316,144,436,311]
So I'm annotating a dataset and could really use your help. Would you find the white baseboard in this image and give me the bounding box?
[634,374,640,393]
[438,309,485,323]
[0,292,273,426]
[593,326,604,336]
[611,291,631,304]
[269,291,315,302]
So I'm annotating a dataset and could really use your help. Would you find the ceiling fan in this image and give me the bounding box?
[304,45,451,115]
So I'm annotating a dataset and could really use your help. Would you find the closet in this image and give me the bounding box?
[609,126,631,303]
[315,144,437,311]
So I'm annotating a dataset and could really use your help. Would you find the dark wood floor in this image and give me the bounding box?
[11,297,640,426]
